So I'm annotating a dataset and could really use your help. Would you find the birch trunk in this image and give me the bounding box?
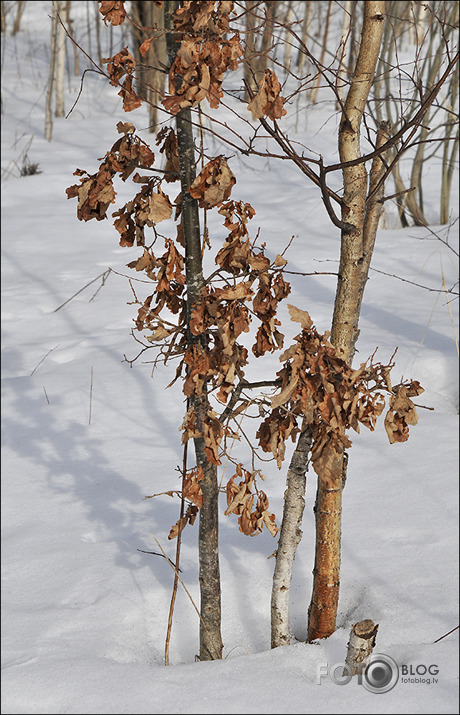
[244,1,258,100]
[54,0,66,118]
[296,1,312,75]
[336,0,352,110]
[12,0,26,36]
[165,1,223,661]
[45,1,58,141]
[310,1,332,105]
[307,1,386,643]
[344,619,379,675]
[271,424,313,648]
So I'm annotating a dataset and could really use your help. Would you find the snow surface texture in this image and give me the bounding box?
[1,3,459,714]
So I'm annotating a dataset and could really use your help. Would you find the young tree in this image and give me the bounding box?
[227,0,458,646]
[64,0,457,661]
[163,0,223,661]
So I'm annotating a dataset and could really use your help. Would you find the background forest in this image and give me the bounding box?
[1,1,459,713]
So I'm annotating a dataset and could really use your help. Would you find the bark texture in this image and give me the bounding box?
[271,423,313,648]
[344,619,379,675]
[130,1,165,133]
[307,2,386,644]
[165,0,223,661]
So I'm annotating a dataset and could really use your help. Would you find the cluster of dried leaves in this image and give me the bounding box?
[257,305,424,487]
[65,122,156,222]
[225,464,278,537]
[99,0,287,122]
[162,1,243,114]
[68,0,422,544]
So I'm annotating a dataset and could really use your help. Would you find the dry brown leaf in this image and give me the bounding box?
[148,191,173,223]
[139,38,153,57]
[189,156,236,209]
[99,1,126,26]
[183,466,204,508]
[116,121,135,134]
[247,69,287,121]
[118,75,142,112]
[288,304,313,330]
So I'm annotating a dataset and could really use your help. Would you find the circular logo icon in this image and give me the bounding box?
[363,654,399,693]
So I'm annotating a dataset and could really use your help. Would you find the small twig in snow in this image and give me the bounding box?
[53,269,112,312]
[88,367,93,425]
[30,345,60,376]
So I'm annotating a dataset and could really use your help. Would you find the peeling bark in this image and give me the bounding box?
[271,423,313,648]
[307,2,386,644]
[344,619,379,675]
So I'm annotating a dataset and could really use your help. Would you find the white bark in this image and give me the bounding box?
[271,424,313,648]
[45,1,58,141]
[55,0,66,117]
[344,619,379,675]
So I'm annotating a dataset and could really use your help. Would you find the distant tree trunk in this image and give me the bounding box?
[45,1,58,141]
[307,1,386,643]
[12,0,26,35]
[244,1,259,99]
[440,124,459,225]
[64,1,79,76]
[244,0,277,99]
[55,0,66,117]
[310,0,332,104]
[336,0,352,109]
[296,1,312,75]
[130,0,166,133]
[165,0,223,662]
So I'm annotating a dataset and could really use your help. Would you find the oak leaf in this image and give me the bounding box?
[99,1,126,25]
[189,156,236,209]
[183,466,204,508]
[288,304,313,330]
[247,69,287,121]
[148,190,173,223]
[118,76,142,112]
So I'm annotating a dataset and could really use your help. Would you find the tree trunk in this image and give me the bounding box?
[244,0,276,99]
[12,0,26,35]
[244,1,259,99]
[271,423,313,648]
[164,0,223,661]
[307,1,386,644]
[296,1,312,75]
[331,1,386,361]
[45,1,58,141]
[310,1,332,105]
[130,1,165,133]
[344,619,379,675]
[55,0,66,118]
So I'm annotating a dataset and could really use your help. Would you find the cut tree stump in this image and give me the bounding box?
[344,619,379,676]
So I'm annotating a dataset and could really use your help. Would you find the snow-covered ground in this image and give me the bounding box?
[1,3,458,713]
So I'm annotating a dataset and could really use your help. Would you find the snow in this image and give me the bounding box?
[1,3,459,714]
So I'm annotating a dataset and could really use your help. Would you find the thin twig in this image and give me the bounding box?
[369,267,459,295]
[88,367,93,425]
[137,549,182,571]
[30,345,60,376]
[43,386,51,405]
[433,625,459,643]
[150,532,221,660]
[165,438,188,665]
[441,263,459,355]
[53,269,111,312]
